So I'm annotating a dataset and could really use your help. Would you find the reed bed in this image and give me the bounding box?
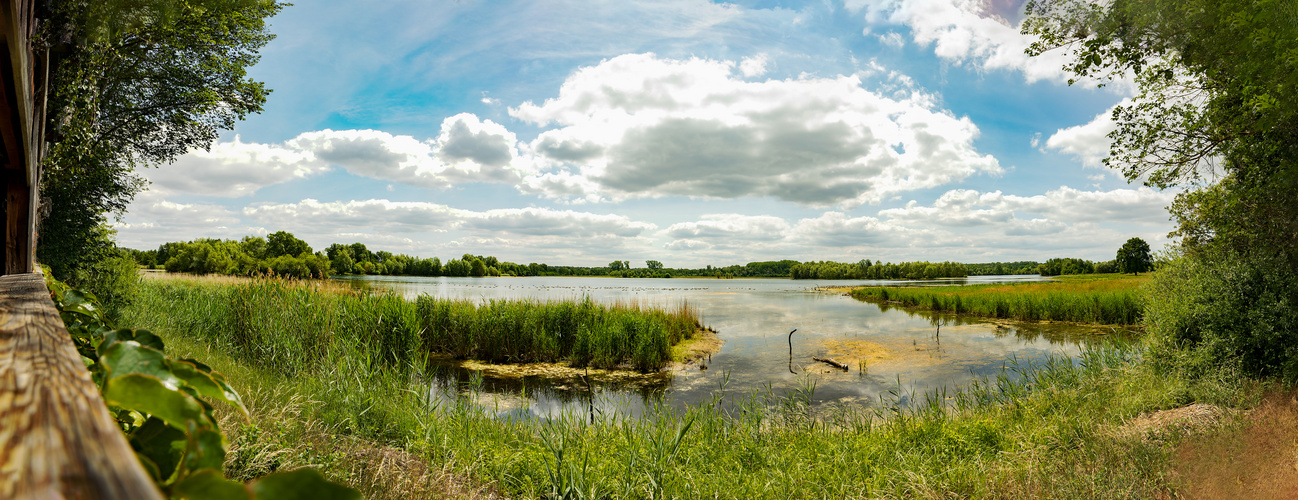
[122,277,701,373]
[851,276,1147,324]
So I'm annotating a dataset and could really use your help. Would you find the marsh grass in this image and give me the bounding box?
[852,274,1149,324]
[123,273,1265,499]
[158,331,506,500]
[123,277,701,374]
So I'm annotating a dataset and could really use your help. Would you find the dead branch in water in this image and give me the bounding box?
[813,357,849,371]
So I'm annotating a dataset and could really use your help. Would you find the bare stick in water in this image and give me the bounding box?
[788,328,798,374]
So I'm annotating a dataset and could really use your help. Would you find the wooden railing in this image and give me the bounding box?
[0,271,162,499]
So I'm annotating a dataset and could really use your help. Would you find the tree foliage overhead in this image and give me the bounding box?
[1024,0,1298,261]
[1026,0,1298,379]
[37,0,282,278]
[1024,0,1297,188]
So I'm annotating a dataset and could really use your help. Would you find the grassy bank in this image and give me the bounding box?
[116,276,1267,499]
[124,277,701,372]
[850,274,1149,325]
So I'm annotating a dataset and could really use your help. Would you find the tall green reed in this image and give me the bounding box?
[853,284,1145,324]
[123,277,702,374]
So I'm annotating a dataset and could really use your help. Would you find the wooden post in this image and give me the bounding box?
[0,272,163,498]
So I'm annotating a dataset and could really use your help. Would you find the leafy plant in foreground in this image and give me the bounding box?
[48,274,360,499]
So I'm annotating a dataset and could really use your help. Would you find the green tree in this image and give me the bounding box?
[1026,1,1298,379]
[415,257,442,276]
[37,0,282,279]
[1116,237,1153,274]
[609,260,625,271]
[326,245,355,275]
[444,259,470,277]
[646,260,664,270]
[265,231,311,258]
[1024,0,1298,260]
[470,258,487,277]
[239,236,268,260]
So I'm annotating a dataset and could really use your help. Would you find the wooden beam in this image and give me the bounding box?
[0,272,163,499]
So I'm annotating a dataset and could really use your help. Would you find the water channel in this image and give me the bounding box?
[334,275,1132,419]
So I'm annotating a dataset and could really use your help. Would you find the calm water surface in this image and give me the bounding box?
[334,275,1129,418]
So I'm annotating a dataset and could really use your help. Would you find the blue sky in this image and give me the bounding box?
[115,0,1175,267]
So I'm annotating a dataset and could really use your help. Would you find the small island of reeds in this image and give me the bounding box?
[128,276,706,374]
[849,274,1149,325]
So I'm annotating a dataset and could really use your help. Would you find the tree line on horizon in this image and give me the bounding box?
[125,232,1152,280]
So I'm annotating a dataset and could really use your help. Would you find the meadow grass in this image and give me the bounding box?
[123,277,701,373]
[851,274,1149,325]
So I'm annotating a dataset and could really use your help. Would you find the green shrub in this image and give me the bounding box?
[68,255,141,323]
[1145,251,1298,381]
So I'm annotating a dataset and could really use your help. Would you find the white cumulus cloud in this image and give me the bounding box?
[858,0,1126,88]
[510,53,1001,207]
[1044,101,1122,169]
[148,114,533,196]
[663,214,791,241]
[880,186,1176,229]
[241,199,655,239]
[739,53,769,77]
[149,136,322,197]
[469,208,657,237]
[243,199,469,233]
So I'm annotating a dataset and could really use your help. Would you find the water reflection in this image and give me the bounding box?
[335,275,1136,418]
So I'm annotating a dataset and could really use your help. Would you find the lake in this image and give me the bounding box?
[334,275,1131,419]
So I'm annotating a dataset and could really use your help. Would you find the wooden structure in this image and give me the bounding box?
[0,1,164,498]
[0,0,39,274]
[0,272,162,498]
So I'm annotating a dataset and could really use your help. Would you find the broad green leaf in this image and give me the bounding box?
[101,340,182,389]
[249,469,362,500]
[135,451,163,483]
[179,357,214,373]
[99,328,165,353]
[182,426,228,474]
[104,373,213,430]
[132,329,166,350]
[60,289,104,322]
[131,417,187,483]
[98,329,128,353]
[172,470,250,500]
[169,359,247,415]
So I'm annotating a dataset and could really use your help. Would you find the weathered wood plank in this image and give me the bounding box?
[0,272,163,499]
